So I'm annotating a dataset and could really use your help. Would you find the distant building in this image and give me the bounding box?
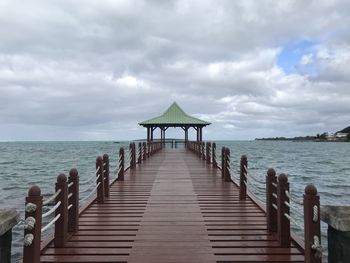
[335,132,348,138]
[326,133,335,140]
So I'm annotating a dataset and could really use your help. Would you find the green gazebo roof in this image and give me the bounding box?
[139,102,211,126]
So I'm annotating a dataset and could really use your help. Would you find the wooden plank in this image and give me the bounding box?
[40,149,305,263]
[40,255,129,262]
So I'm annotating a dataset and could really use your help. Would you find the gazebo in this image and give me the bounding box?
[139,102,211,142]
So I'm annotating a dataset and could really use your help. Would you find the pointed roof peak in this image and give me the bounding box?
[139,102,210,126]
[163,101,186,115]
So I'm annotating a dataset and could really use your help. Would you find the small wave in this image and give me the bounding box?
[0,160,16,165]
[318,191,342,198]
[2,185,29,191]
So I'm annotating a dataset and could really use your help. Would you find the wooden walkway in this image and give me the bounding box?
[40,149,305,263]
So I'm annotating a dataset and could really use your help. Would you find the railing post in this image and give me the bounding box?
[130,143,135,169]
[68,168,79,233]
[143,142,147,161]
[221,147,225,178]
[277,173,290,247]
[103,154,110,198]
[23,186,42,263]
[212,143,217,168]
[202,142,205,160]
[96,156,105,202]
[129,143,134,169]
[138,142,142,164]
[224,148,231,182]
[147,142,150,158]
[239,155,247,200]
[54,173,68,247]
[117,147,125,181]
[266,168,277,233]
[304,184,322,263]
[133,143,137,167]
[206,142,211,164]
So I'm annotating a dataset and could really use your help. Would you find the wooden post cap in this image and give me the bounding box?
[267,168,276,177]
[57,173,67,183]
[28,185,41,196]
[278,173,288,182]
[69,168,78,177]
[103,153,109,159]
[96,156,102,162]
[305,184,317,195]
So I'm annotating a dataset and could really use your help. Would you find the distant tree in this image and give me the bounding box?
[316,134,320,139]
[319,133,327,140]
[347,133,350,140]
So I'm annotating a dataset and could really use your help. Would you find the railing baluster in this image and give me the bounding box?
[133,143,137,167]
[206,142,210,164]
[23,186,42,263]
[96,156,105,202]
[68,168,79,233]
[212,142,217,168]
[239,155,247,200]
[221,147,225,178]
[54,174,68,247]
[266,168,277,233]
[130,143,135,169]
[202,142,205,160]
[304,184,322,263]
[117,148,125,181]
[277,173,290,247]
[143,142,147,161]
[103,154,110,198]
[138,142,142,164]
[226,148,231,181]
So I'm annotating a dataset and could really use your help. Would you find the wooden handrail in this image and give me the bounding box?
[68,169,79,234]
[103,154,110,198]
[187,141,322,261]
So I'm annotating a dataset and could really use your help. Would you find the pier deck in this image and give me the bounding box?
[40,149,304,263]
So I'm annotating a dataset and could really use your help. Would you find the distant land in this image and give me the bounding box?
[255,126,350,141]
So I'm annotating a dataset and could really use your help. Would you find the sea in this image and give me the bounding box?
[1,140,349,262]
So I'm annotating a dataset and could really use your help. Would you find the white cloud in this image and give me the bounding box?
[301,54,314,65]
[0,0,350,140]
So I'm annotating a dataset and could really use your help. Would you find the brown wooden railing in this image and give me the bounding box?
[186,141,322,263]
[22,141,162,263]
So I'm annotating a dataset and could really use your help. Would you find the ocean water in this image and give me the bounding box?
[1,140,349,262]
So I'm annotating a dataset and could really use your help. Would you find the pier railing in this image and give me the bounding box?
[22,141,162,263]
[187,141,322,263]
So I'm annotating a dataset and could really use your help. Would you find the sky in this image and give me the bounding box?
[1,0,350,141]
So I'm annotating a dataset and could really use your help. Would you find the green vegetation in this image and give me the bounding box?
[338,126,350,133]
[256,126,349,141]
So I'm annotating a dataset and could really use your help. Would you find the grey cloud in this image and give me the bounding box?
[1,0,350,140]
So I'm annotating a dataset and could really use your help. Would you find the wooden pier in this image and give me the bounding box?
[22,141,322,263]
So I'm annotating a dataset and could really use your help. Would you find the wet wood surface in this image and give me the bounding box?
[40,149,304,262]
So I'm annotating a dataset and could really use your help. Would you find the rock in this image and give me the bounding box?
[0,209,20,236]
[321,205,350,232]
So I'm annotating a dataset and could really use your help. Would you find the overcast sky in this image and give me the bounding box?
[1,0,350,141]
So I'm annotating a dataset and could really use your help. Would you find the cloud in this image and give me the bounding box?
[0,0,350,140]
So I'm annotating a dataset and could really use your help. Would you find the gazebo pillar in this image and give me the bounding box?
[195,127,199,142]
[199,127,203,141]
[160,127,166,143]
[147,127,150,142]
[151,127,155,141]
